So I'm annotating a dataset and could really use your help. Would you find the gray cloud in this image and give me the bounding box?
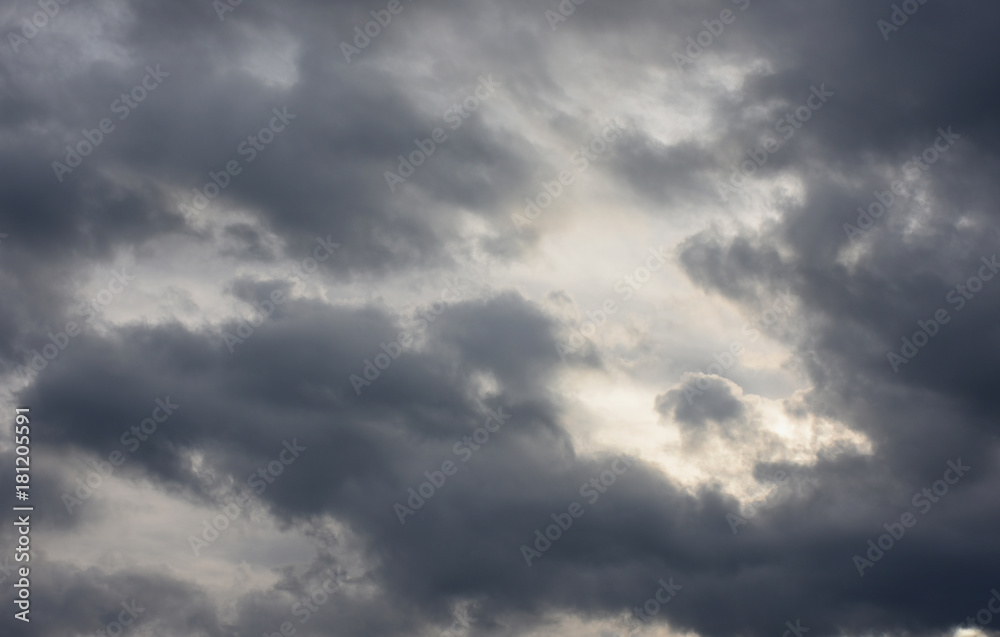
[2,0,999,636]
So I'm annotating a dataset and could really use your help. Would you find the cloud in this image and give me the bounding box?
[2,0,1000,636]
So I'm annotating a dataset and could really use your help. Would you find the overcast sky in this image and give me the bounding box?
[1,0,999,636]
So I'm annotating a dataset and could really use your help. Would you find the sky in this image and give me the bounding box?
[1,0,999,636]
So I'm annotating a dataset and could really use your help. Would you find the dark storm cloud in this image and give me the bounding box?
[21,291,559,504]
[16,289,999,637]
[666,0,1000,634]
[3,0,1000,636]
[0,118,188,364]
[657,374,746,433]
[0,0,544,371]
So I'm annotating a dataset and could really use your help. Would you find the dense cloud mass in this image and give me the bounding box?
[1,0,999,636]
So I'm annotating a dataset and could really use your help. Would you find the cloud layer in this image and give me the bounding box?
[1,1,999,636]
